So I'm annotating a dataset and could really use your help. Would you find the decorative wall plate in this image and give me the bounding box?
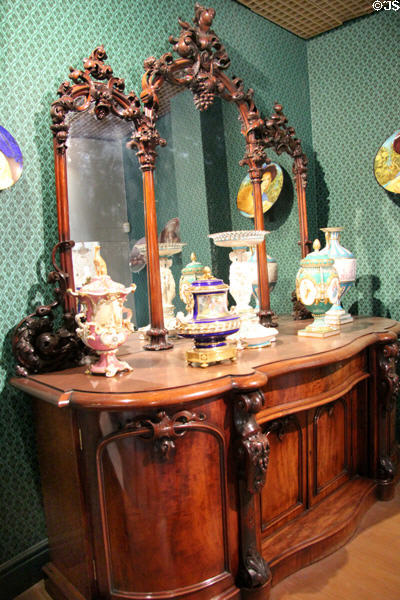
[236,162,283,218]
[0,126,23,190]
[374,129,400,194]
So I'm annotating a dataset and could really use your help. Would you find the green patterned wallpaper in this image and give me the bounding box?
[0,0,313,564]
[307,10,400,319]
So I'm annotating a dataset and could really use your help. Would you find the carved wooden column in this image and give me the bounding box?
[376,341,400,500]
[128,123,173,351]
[233,390,272,599]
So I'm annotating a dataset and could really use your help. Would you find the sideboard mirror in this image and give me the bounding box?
[12,3,311,375]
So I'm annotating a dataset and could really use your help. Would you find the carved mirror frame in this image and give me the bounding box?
[138,3,311,328]
[12,4,311,375]
[12,46,171,374]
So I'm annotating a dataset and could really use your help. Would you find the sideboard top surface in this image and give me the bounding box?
[10,317,400,408]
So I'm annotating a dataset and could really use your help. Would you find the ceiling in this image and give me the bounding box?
[236,0,374,39]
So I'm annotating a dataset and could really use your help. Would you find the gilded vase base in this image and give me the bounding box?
[186,344,237,368]
[298,326,339,338]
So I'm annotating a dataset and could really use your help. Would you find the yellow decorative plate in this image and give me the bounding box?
[237,162,283,218]
[374,129,400,194]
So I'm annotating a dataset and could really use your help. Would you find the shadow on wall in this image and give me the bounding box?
[349,274,391,318]
[264,166,294,231]
[314,154,330,244]
[34,91,59,276]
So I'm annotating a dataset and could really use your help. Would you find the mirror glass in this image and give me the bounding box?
[66,108,143,322]
[65,88,258,329]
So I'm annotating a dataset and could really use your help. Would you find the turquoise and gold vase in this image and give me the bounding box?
[320,227,356,326]
[295,240,340,338]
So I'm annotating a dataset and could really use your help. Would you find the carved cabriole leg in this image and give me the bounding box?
[233,390,272,599]
[376,341,400,500]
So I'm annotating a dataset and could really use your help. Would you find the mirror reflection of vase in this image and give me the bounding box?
[249,246,278,310]
[72,241,99,289]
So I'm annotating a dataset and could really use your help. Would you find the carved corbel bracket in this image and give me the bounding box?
[233,389,271,590]
[12,241,87,376]
[122,409,206,461]
[378,341,400,416]
[234,390,270,495]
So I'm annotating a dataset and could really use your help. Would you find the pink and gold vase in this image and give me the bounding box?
[69,247,136,377]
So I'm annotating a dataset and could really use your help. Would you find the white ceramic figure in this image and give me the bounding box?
[137,241,185,333]
[209,230,278,348]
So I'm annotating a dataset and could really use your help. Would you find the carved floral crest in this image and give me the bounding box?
[50,45,142,153]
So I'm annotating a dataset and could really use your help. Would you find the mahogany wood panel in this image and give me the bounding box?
[309,396,350,505]
[261,414,307,536]
[98,425,229,595]
[259,352,367,410]
[262,477,377,585]
[75,398,240,600]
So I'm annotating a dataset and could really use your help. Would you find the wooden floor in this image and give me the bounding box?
[15,485,400,600]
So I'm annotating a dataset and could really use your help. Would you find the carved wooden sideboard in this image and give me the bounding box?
[11,317,400,600]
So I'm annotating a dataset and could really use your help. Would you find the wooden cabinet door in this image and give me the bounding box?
[308,395,351,506]
[80,405,238,600]
[260,412,308,537]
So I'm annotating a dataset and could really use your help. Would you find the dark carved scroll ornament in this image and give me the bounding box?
[50,45,142,154]
[234,391,270,495]
[122,409,206,460]
[12,242,87,376]
[377,455,395,482]
[233,389,271,589]
[240,545,270,589]
[378,341,400,416]
[264,415,295,441]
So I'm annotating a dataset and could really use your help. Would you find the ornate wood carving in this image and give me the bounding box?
[50,45,142,154]
[264,416,295,441]
[376,341,399,497]
[264,103,308,186]
[264,103,311,259]
[12,242,86,376]
[234,391,270,495]
[378,342,400,416]
[291,290,312,321]
[377,455,395,483]
[122,409,206,460]
[233,389,271,590]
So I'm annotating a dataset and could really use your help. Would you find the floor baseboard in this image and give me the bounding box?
[0,540,49,600]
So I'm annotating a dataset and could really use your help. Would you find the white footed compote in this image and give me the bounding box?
[137,241,185,334]
[320,227,356,326]
[208,230,278,349]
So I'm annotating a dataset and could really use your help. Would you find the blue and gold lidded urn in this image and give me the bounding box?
[296,240,340,338]
[176,267,240,367]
